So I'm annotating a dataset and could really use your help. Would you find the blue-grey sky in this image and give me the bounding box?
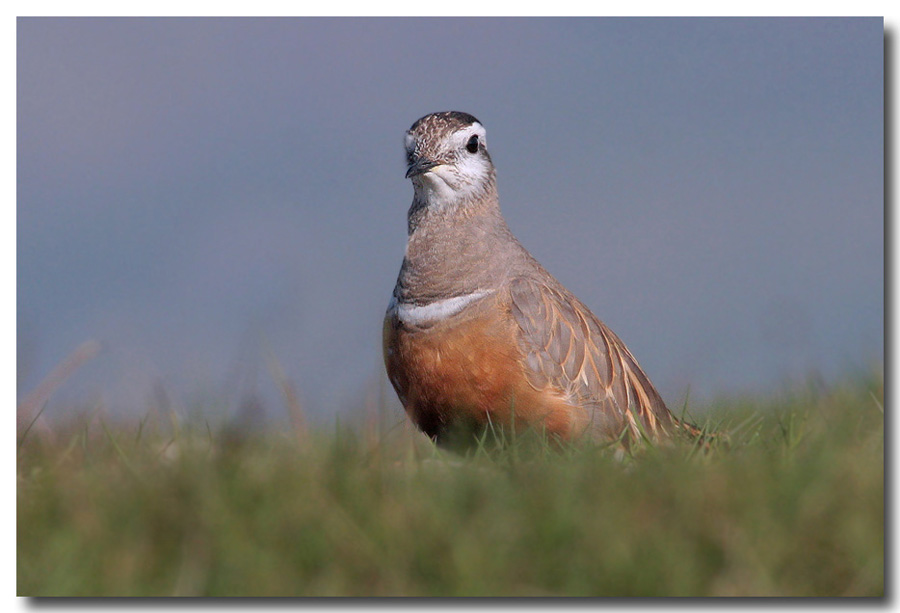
[17,17,883,423]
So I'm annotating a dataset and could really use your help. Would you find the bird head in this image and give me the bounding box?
[404,111,495,209]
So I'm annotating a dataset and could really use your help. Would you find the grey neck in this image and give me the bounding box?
[394,183,531,305]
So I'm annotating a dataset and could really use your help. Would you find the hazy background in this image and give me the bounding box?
[17,17,883,424]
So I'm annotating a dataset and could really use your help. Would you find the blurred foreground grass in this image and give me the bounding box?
[18,370,883,596]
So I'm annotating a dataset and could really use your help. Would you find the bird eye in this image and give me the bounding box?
[465,135,479,153]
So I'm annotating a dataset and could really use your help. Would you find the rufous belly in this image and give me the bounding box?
[383,302,582,446]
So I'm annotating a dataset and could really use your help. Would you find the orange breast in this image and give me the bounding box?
[383,300,583,446]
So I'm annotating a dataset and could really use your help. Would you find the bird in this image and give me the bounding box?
[383,111,700,449]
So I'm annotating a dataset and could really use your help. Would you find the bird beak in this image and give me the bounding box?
[405,158,439,179]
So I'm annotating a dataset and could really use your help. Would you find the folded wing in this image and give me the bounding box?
[509,277,675,441]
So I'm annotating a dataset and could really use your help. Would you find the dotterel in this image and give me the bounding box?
[384,111,698,448]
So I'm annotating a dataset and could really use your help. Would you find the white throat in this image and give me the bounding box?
[413,170,460,210]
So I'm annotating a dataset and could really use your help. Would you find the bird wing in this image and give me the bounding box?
[508,276,674,440]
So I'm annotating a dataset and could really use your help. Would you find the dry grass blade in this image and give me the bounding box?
[264,351,308,444]
[17,339,102,443]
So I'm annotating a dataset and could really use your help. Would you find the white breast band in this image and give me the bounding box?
[391,290,493,326]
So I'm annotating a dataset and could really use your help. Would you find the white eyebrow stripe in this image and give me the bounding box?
[391,291,493,326]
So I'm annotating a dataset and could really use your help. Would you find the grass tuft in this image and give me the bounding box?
[17,370,883,596]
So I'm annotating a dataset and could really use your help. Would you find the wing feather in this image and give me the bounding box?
[509,277,674,440]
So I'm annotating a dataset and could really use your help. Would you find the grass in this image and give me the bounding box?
[17,370,883,597]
